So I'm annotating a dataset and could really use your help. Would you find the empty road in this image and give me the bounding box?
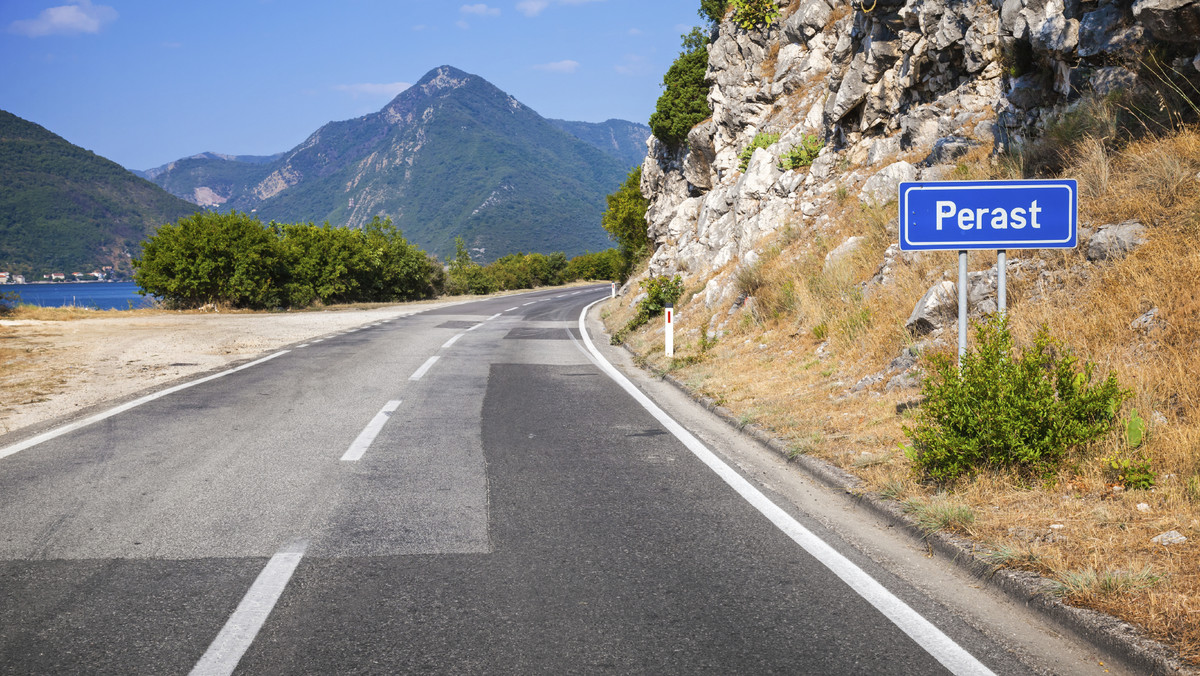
[0,286,1135,674]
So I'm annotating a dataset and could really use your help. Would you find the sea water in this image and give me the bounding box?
[2,282,154,310]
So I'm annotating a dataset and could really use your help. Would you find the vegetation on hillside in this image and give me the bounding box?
[649,28,713,148]
[0,109,198,279]
[601,166,652,280]
[610,60,1200,659]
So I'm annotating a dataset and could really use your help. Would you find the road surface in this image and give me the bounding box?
[0,286,1136,674]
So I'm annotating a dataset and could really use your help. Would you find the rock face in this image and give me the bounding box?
[635,0,1200,315]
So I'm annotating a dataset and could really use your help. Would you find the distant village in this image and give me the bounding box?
[0,267,115,285]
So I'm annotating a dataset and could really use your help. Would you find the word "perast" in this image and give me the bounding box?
[935,200,1042,231]
[899,179,1077,251]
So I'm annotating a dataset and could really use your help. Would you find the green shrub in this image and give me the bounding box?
[730,0,780,29]
[601,166,651,281]
[699,0,729,24]
[738,132,779,171]
[1100,456,1156,490]
[564,249,624,282]
[447,236,497,295]
[135,211,438,309]
[134,211,283,309]
[904,316,1129,482]
[612,275,684,344]
[649,28,712,148]
[0,291,18,316]
[779,134,825,170]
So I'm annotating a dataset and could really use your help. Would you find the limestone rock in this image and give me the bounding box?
[1087,220,1148,261]
[1151,530,1187,546]
[824,236,865,274]
[860,161,917,205]
[1134,0,1200,41]
[906,281,957,335]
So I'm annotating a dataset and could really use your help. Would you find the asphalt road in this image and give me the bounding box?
[0,286,1137,674]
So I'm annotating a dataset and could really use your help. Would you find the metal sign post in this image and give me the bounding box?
[899,179,1078,363]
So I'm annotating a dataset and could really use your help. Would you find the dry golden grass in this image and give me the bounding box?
[608,126,1200,663]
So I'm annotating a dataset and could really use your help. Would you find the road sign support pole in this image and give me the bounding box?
[997,250,1007,316]
[958,251,968,363]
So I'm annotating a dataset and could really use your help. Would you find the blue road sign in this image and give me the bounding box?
[899,179,1077,251]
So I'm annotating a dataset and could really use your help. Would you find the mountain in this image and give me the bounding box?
[145,66,634,261]
[548,118,650,169]
[0,110,199,280]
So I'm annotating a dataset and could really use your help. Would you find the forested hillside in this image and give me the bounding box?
[0,110,198,279]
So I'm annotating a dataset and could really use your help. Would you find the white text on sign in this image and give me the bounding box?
[935,200,1043,231]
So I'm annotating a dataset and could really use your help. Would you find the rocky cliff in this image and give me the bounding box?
[638,0,1200,325]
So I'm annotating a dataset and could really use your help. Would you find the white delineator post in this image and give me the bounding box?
[665,303,674,357]
[611,281,617,298]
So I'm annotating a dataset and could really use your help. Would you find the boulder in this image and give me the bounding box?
[823,236,865,274]
[784,0,833,43]
[1089,67,1139,96]
[1087,220,1148,261]
[906,281,957,335]
[860,161,917,205]
[1133,0,1200,42]
[1079,5,1144,57]
[683,120,718,191]
[737,148,783,199]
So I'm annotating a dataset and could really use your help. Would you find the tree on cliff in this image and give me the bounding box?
[648,28,712,148]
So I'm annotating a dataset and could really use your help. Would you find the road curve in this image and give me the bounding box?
[0,286,1135,675]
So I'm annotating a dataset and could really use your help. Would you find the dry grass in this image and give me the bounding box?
[607,125,1200,664]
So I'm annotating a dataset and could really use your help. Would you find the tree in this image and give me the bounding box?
[601,166,651,280]
[133,211,281,308]
[447,236,496,295]
[648,27,712,148]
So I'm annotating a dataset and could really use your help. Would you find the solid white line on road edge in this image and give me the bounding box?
[0,351,291,461]
[409,356,440,381]
[189,539,308,676]
[442,333,464,349]
[341,400,402,462]
[577,300,996,676]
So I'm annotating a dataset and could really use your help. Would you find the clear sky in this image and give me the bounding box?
[1,0,701,171]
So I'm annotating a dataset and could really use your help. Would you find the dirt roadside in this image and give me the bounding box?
[0,300,457,439]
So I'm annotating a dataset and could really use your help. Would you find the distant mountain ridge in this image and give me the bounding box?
[145,66,649,261]
[0,109,199,279]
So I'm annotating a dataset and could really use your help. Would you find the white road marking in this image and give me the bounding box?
[466,323,484,331]
[505,307,519,312]
[522,301,536,306]
[409,356,440,381]
[554,294,566,298]
[486,313,502,321]
[577,301,996,676]
[0,351,290,461]
[189,539,308,676]
[442,333,464,349]
[312,339,324,344]
[297,344,309,349]
[341,400,402,462]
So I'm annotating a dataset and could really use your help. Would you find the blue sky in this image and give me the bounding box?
[1,0,701,170]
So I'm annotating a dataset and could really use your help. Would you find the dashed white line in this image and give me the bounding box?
[577,300,996,676]
[522,301,536,306]
[341,400,402,462]
[188,539,308,676]
[442,333,464,349]
[312,339,324,344]
[487,313,502,321]
[297,344,309,349]
[409,356,440,381]
[0,351,290,461]
[466,323,484,331]
[505,307,519,312]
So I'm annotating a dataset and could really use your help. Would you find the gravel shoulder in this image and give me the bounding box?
[0,299,460,439]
